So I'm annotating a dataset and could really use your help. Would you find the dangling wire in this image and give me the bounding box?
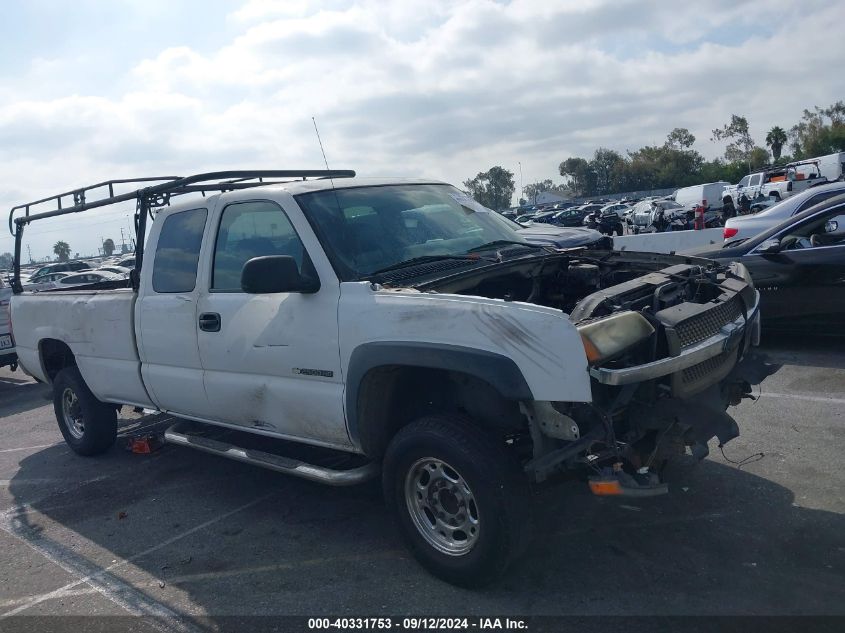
[719,444,764,469]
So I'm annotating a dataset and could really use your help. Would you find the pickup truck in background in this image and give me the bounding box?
[723,160,829,208]
[9,171,775,586]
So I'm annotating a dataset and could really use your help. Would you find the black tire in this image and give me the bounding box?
[52,366,117,456]
[382,414,532,587]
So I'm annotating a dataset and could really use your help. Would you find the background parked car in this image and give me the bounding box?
[55,270,125,287]
[688,194,845,330]
[722,181,845,242]
[512,221,611,249]
[97,265,132,278]
[630,199,685,231]
[23,271,69,291]
[584,207,624,236]
[600,202,633,217]
[27,260,91,278]
[554,205,598,227]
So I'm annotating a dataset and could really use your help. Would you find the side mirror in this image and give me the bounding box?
[758,238,782,254]
[825,219,839,234]
[241,255,320,294]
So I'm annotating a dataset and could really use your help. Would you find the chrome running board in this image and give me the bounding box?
[164,421,378,486]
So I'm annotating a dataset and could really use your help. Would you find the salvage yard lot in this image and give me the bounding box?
[0,336,843,620]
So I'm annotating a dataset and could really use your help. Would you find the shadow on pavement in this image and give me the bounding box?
[5,423,845,618]
[0,378,51,418]
[760,334,845,370]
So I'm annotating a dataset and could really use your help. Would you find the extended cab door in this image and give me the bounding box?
[136,206,210,417]
[195,198,350,448]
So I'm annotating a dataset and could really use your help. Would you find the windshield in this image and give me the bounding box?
[296,184,528,281]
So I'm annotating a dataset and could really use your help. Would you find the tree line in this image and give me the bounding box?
[462,101,844,208]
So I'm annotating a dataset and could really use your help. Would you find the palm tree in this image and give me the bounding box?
[53,241,71,262]
[103,238,115,256]
[766,126,788,161]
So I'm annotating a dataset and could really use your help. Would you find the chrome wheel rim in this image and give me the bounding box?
[61,387,85,439]
[404,457,480,556]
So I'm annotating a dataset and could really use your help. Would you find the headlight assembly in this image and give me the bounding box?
[577,311,654,366]
[730,262,754,288]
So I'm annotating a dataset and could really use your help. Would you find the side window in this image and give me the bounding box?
[797,191,840,214]
[211,201,308,291]
[749,174,761,187]
[152,208,208,293]
[739,176,750,187]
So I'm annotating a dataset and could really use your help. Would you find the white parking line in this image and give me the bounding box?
[762,392,845,405]
[0,550,406,609]
[0,443,60,454]
[0,492,274,624]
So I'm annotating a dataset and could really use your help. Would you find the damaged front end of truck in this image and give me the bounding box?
[418,250,780,493]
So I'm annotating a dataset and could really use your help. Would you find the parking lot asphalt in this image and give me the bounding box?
[0,335,843,625]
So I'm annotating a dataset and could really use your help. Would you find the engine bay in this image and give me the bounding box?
[417,250,741,322]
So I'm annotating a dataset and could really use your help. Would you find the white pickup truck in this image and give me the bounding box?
[9,171,775,586]
[723,159,829,208]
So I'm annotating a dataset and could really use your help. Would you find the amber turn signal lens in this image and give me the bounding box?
[588,479,623,496]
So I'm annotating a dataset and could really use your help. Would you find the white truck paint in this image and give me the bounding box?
[0,279,15,369]
[12,181,594,452]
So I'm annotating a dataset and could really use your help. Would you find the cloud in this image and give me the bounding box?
[1,0,844,258]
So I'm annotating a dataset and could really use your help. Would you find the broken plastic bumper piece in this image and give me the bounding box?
[588,467,669,497]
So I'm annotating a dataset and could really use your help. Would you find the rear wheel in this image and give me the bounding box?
[382,414,532,587]
[53,367,117,456]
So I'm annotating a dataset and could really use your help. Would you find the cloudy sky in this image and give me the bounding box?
[2,0,844,260]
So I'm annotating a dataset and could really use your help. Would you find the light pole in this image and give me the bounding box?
[518,161,524,206]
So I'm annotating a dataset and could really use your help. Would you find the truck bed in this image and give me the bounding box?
[12,288,155,408]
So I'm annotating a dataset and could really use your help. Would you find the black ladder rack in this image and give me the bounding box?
[7,169,355,293]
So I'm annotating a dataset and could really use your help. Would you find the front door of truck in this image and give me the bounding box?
[136,207,210,417]
[195,199,349,448]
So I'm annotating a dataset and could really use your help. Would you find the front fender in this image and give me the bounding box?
[338,283,593,440]
[345,341,534,447]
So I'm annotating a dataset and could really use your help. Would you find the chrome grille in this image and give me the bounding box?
[681,351,734,384]
[675,297,743,348]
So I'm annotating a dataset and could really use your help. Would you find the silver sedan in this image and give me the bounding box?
[723,181,845,242]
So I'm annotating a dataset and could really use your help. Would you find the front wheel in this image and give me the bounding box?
[382,414,532,587]
[53,366,117,456]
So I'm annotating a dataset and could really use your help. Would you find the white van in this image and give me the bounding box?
[674,182,730,211]
[813,152,845,182]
